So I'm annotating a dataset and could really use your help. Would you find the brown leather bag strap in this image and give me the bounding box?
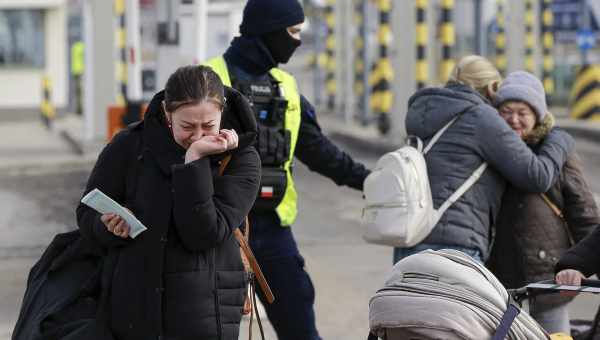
[219,155,275,304]
[540,194,575,246]
[234,229,275,303]
[218,155,232,176]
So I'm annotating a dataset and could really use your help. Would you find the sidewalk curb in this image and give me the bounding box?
[329,131,399,155]
[322,116,600,155]
[556,119,600,144]
[0,156,98,177]
[319,114,400,155]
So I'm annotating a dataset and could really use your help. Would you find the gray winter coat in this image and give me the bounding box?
[405,82,575,259]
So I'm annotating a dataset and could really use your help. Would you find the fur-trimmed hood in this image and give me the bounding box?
[524,112,555,146]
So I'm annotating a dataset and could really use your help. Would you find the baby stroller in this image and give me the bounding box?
[368,249,556,340]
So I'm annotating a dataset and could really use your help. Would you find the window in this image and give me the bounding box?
[0,10,45,68]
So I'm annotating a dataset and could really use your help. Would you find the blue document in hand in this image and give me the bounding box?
[81,188,147,238]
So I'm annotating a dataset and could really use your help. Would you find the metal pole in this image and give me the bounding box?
[192,0,208,64]
[524,0,535,73]
[313,8,326,108]
[115,0,128,106]
[126,0,142,101]
[495,0,507,75]
[361,0,371,126]
[439,0,455,82]
[354,0,367,122]
[325,0,336,111]
[371,0,393,135]
[343,0,354,122]
[581,0,591,65]
[474,0,483,55]
[83,0,95,140]
[541,0,554,100]
[416,0,427,89]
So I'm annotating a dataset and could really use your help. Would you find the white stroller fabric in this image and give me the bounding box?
[369,249,549,340]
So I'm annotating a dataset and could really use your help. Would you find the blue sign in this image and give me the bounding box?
[552,0,599,42]
[577,29,596,50]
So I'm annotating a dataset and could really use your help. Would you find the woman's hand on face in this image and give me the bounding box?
[100,213,131,239]
[185,129,239,163]
[555,269,586,286]
[219,129,239,150]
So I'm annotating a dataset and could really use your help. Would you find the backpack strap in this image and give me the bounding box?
[421,104,488,225]
[423,116,459,154]
[432,162,488,225]
[423,104,478,155]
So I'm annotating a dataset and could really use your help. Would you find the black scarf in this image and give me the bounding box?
[223,36,277,76]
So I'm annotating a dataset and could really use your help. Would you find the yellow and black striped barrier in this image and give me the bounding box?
[115,0,127,106]
[541,0,554,97]
[41,75,55,129]
[416,0,428,90]
[325,0,336,111]
[369,0,393,134]
[570,65,600,120]
[439,0,455,82]
[306,52,327,69]
[354,0,366,111]
[524,0,535,73]
[495,0,507,75]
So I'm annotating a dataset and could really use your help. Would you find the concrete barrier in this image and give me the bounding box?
[570,65,600,121]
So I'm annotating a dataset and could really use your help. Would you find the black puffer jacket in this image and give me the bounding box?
[487,114,599,288]
[76,89,260,340]
[556,219,600,278]
[405,82,575,259]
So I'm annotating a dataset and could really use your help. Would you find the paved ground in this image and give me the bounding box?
[2,127,600,339]
[2,52,600,338]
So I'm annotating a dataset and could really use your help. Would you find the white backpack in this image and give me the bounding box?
[362,116,488,247]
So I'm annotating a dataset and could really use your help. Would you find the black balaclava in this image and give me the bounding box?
[239,0,304,37]
[261,28,302,65]
[224,0,304,75]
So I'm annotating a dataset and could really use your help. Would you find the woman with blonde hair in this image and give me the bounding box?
[394,55,575,264]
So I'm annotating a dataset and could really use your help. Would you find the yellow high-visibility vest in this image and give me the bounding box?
[71,41,84,76]
[203,57,301,226]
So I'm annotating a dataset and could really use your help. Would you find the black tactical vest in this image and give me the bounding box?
[233,76,291,211]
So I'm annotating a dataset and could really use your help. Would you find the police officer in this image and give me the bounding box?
[204,1,370,339]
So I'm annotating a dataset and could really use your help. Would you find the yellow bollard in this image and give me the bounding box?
[570,65,600,120]
[416,0,428,90]
[40,75,56,129]
[524,0,535,73]
[541,0,554,97]
[370,0,393,135]
[114,0,128,106]
[549,332,573,340]
[439,0,455,82]
[495,0,507,76]
[324,0,336,111]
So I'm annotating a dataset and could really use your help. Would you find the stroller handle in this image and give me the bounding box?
[509,279,600,303]
[581,278,600,288]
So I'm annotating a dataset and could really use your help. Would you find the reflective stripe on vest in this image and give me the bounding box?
[203,57,301,226]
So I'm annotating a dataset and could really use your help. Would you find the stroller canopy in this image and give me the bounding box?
[369,249,549,340]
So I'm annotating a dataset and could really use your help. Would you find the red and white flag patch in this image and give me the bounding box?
[260,186,274,198]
